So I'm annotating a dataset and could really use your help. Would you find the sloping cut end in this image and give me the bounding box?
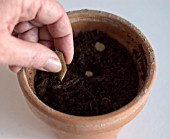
[55,51,67,81]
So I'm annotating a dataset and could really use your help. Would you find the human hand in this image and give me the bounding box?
[0,0,73,73]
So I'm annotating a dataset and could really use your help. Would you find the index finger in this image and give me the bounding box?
[48,13,73,64]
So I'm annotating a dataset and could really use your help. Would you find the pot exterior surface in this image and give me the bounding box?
[56,129,121,139]
[18,10,156,139]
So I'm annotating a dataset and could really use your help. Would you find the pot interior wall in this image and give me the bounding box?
[25,12,150,96]
[69,14,149,91]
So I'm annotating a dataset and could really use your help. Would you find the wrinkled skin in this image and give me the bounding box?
[0,0,73,72]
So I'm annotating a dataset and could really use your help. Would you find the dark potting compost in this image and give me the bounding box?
[34,30,139,116]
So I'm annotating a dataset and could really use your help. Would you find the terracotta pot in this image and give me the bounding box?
[17,10,156,139]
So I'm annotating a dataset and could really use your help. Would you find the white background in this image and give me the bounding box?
[0,0,170,139]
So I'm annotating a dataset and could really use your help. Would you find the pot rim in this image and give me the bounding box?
[18,9,156,127]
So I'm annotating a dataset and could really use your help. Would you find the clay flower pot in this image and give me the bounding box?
[17,10,156,139]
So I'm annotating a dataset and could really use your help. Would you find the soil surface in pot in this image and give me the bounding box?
[34,30,139,116]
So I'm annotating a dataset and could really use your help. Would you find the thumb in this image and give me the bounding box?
[0,35,61,72]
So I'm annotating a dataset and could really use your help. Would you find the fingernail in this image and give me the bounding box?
[43,58,61,72]
[15,67,22,73]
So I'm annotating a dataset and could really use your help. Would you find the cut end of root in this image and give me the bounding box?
[95,42,105,52]
[85,71,93,77]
